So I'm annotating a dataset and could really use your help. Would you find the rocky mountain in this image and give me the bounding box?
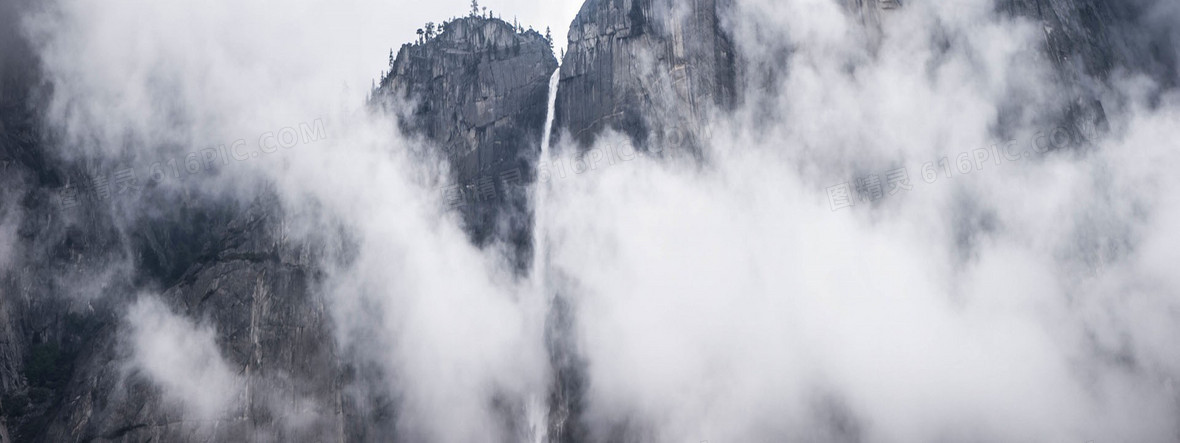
[539,0,1176,440]
[1000,0,1176,84]
[546,0,1173,157]
[1,1,344,440]
[544,2,743,440]
[995,0,1179,137]
[2,67,343,443]
[376,16,558,265]
[0,11,560,442]
[845,0,1178,143]
[553,0,738,154]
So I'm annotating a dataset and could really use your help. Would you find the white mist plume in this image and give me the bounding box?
[0,196,18,274]
[124,296,244,421]
[536,0,1180,441]
[26,0,558,438]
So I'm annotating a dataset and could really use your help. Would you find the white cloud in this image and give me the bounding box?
[124,297,244,422]
[0,204,17,273]
[530,1,1180,441]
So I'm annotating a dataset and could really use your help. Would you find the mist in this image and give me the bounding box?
[124,296,245,422]
[535,1,1180,440]
[10,0,1180,441]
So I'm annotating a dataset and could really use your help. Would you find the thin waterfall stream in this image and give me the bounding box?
[527,66,562,443]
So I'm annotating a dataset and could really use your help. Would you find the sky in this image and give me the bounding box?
[361,0,582,87]
[397,0,584,44]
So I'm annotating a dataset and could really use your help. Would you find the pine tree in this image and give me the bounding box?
[545,27,552,47]
[416,28,424,44]
[425,22,435,39]
[470,0,479,17]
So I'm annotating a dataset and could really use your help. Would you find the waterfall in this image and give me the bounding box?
[530,67,561,286]
[541,69,561,160]
[527,66,561,443]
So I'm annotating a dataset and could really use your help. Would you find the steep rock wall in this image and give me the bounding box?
[378,16,558,260]
[553,0,738,153]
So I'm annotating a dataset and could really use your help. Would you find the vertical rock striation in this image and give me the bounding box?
[377,16,558,263]
[839,0,1180,147]
[553,0,738,153]
[36,199,348,443]
[998,0,1176,84]
[2,3,346,440]
[995,0,1177,135]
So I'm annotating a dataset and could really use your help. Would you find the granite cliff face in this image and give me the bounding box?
[540,1,1176,440]
[544,2,742,440]
[845,0,1173,84]
[1,71,345,443]
[547,0,1170,157]
[999,0,1176,84]
[552,0,738,153]
[844,0,1180,142]
[0,2,344,440]
[38,201,351,443]
[1,1,112,439]
[997,0,1178,133]
[2,14,559,440]
[377,16,558,260]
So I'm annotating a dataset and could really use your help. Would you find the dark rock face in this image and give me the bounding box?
[994,0,1177,136]
[998,0,1176,85]
[1,2,99,440]
[989,0,1177,143]
[841,0,1175,87]
[38,200,349,443]
[542,2,740,440]
[540,1,1175,440]
[378,16,558,262]
[1,2,344,440]
[553,0,738,153]
[839,0,1180,147]
[1,10,560,443]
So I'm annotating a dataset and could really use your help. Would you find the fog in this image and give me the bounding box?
[125,296,245,422]
[0,206,17,273]
[15,0,1180,441]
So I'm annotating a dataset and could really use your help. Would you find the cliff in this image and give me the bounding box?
[999,0,1175,83]
[377,16,558,261]
[552,0,738,153]
[846,0,1180,142]
[1,3,343,440]
[1,12,563,443]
